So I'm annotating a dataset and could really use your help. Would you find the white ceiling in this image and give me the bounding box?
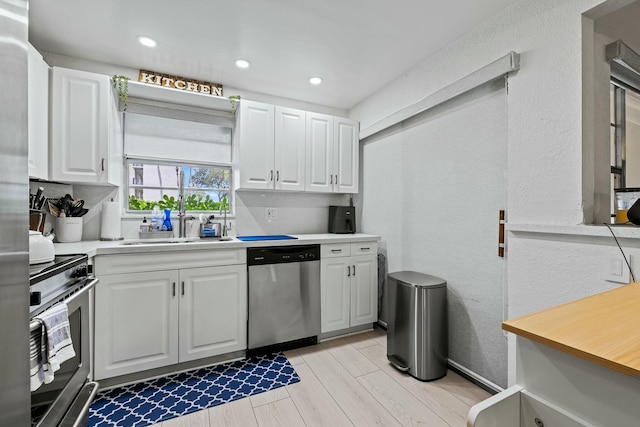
[29,0,516,110]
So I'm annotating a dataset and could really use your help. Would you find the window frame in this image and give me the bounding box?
[121,101,235,217]
[124,157,233,215]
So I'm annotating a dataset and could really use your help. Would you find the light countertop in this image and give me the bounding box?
[55,233,381,258]
[503,282,640,377]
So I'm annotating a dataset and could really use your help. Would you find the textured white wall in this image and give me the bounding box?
[362,80,508,386]
[354,0,604,225]
[351,0,639,387]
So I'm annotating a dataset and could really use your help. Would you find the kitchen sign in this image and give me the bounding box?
[138,70,223,96]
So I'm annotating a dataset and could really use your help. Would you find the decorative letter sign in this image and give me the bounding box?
[138,70,223,96]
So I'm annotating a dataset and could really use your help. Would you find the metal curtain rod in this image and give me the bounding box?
[359,51,521,141]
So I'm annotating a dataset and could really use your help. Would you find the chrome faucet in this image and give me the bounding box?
[178,170,186,238]
[220,198,228,237]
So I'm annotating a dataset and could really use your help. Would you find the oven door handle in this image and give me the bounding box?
[30,278,99,332]
[65,278,99,306]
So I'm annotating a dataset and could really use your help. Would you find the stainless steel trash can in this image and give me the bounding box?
[387,271,447,381]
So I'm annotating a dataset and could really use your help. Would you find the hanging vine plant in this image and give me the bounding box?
[228,95,241,114]
[112,75,131,110]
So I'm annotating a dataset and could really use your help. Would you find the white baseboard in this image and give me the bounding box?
[448,359,504,394]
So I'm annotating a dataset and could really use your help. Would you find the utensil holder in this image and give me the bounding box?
[200,222,221,238]
[56,217,83,242]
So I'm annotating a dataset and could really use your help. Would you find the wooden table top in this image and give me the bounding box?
[503,283,640,377]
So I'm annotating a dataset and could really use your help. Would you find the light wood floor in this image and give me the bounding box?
[150,328,491,427]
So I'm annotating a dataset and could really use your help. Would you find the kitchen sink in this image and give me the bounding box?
[120,237,202,245]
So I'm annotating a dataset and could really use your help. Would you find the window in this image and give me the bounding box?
[610,81,640,219]
[127,160,230,211]
[123,109,233,213]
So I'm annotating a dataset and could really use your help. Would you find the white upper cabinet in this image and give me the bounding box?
[236,100,275,190]
[27,44,49,180]
[334,117,359,193]
[274,106,306,191]
[305,112,333,193]
[306,112,358,193]
[50,67,122,185]
[236,99,359,193]
[236,100,305,191]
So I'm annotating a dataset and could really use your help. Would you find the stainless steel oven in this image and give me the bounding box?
[30,254,99,427]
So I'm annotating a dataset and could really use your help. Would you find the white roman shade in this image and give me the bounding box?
[124,112,232,165]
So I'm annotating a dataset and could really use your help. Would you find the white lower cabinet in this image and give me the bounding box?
[320,242,377,333]
[94,252,246,380]
[179,265,247,362]
[94,270,179,380]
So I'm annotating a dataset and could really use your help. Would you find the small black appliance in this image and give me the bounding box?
[329,206,356,234]
[628,198,640,225]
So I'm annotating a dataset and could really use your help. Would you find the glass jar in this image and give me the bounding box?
[614,188,640,224]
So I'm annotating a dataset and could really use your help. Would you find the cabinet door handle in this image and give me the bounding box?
[270,170,273,181]
[360,247,370,251]
[352,265,356,276]
[181,281,185,296]
[276,170,279,181]
[172,282,176,297]
[330,175,333,184]
[335,175,338,187]
[101,158,105,171]
[331,249,342,253]
[347,266,351,277]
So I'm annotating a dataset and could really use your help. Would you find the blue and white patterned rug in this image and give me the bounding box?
[89,353,299,427]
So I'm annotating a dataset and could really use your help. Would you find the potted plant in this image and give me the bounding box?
[112,75,130,110]
[228,95,241,113]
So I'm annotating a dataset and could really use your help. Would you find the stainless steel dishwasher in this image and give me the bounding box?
[247,245,320,355]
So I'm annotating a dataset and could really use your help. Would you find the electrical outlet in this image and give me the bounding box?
[604,254,630,283]
[265,208,278,221]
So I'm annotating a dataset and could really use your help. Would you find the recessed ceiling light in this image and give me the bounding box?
[137,35,158,48]
[309,76,323,85]
[235,59,251,69]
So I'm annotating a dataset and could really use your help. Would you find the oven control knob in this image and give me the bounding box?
[72,265,89,278]
[30,291,41,306]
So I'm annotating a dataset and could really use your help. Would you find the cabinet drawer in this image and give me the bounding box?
[95,249,246,275]
[351,242,377,256]
[321,243,351,258]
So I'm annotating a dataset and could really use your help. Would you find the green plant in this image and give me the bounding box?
[228,95,241,113]
[112,75,130,110]
[128,194,223,211]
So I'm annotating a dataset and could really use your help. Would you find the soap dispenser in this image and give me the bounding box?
[151,205,162,231]
[162,208,173,231]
